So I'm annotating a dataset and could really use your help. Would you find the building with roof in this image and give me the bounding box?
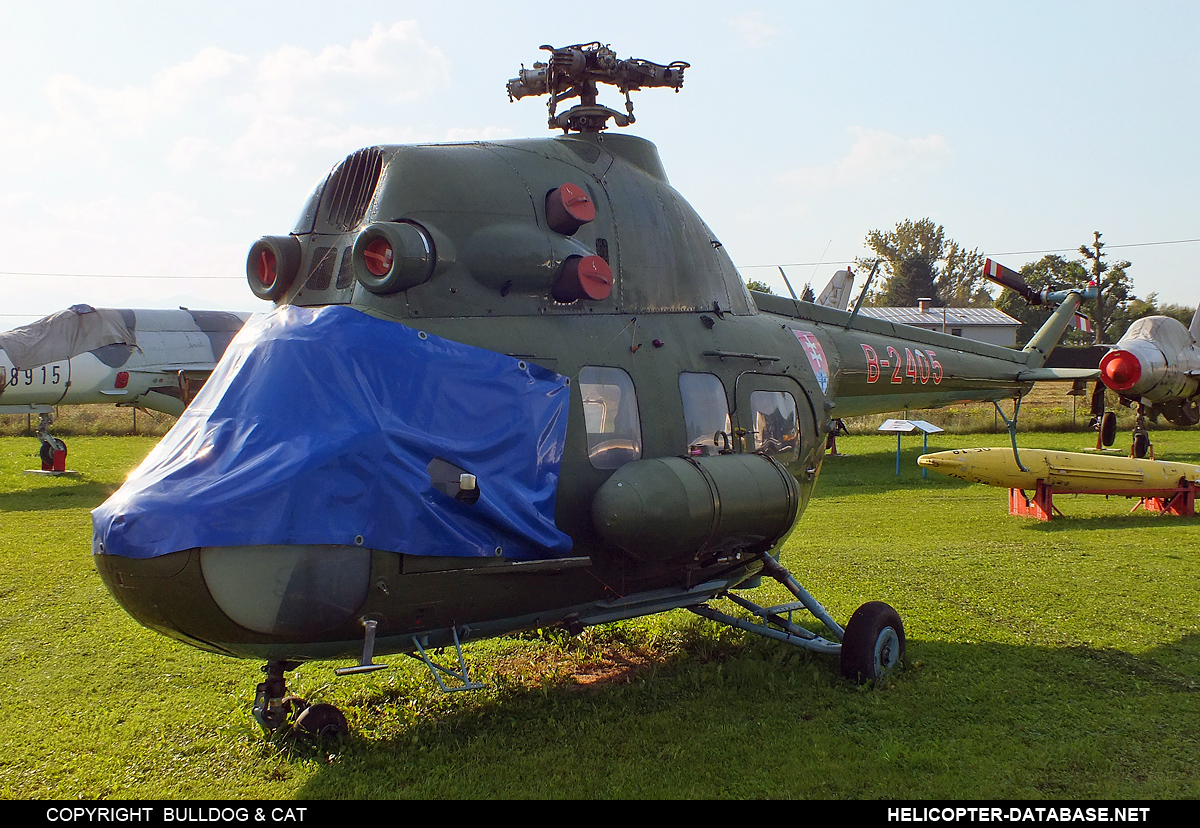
[857,299,1021,347]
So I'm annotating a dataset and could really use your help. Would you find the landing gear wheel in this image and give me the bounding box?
[840,601,905,684]
[295,703,348,738]
[1132,430,1150,459]
[1100,412,1117,447]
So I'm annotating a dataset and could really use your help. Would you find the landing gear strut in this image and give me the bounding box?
[252,660,348,738]
[1131,406,1153,459]
[690,555,906,684]
[36,412,68,472]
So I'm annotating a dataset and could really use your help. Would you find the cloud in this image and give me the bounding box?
[786,127,950,193]
[0,21,460,320]
[731,11,781,49]
[5,21,451,182]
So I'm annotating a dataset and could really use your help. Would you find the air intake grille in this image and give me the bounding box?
[322,148,384,231]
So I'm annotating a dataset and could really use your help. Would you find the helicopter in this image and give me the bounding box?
[0,305,249,470]
[91,43,1088,738]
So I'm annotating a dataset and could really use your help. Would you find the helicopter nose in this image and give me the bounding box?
[92,305,574,645]
[198,544,372,637]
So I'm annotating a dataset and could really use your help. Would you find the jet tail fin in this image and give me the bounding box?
[815,269,855,310]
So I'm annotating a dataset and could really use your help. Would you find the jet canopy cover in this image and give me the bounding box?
[0,305,137,370]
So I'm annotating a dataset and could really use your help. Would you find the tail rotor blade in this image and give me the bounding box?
[984,258,1041,304]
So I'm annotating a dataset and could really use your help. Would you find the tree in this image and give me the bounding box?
[939,241,994,307]
[746,279,774,294]
[857,218,993,308]
[1079,232,1133,345]
[1153,300,1199,327]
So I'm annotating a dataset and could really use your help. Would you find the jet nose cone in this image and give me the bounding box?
[917,452,965,474]
[1099,349,1142,392]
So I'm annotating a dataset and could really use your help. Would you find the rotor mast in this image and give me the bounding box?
[507,42,689,133]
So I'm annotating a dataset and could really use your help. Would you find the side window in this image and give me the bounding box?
[679,372,731,456]
[578,366,642,469]
[748,390,799,461]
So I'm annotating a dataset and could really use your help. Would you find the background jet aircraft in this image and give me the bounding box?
[1098,307,1200,430]
[0,304,250,466]
[812,269,856,310]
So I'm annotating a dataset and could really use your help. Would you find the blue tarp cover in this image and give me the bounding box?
[93,305,572,561]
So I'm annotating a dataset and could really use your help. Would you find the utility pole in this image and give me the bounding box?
[1079,231,1107,345]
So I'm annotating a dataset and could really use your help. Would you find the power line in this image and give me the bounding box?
[0,273,241,283]
[740,236,1200,269]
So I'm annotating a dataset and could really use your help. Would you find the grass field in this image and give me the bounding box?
[1,426,1198,800]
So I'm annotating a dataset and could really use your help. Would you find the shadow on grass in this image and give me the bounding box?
[1014,509,1200,532]
[0,481,116,511]
[287,632,1200,799]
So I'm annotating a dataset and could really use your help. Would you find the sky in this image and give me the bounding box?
[1,1,1196,331]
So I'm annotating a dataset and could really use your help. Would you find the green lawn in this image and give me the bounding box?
[1,431,1197,799]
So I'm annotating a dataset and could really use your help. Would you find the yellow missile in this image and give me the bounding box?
[917,447,1200,492]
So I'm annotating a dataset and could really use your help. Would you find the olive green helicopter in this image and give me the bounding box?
[92,43,1089,737]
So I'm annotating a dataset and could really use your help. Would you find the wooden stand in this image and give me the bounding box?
[1008,480,1198,521]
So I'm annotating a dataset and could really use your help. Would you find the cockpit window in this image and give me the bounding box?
[578,366,642,469]
[679,372,730,456]
[748,390,799,461]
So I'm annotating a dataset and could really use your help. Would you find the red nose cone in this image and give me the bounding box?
[1099,349,1142,392]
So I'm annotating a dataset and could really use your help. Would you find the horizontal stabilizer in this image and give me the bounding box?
[1016,367,1100,382]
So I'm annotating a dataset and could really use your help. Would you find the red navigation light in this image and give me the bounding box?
[256,249,277,286]
[363,238,394,277]
[115,371,130,389]
[1099,349,1141,392]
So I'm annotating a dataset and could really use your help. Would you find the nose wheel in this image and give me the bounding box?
[1131,406,1153,459]
[840,601,906,683]
[252,660,348,738]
